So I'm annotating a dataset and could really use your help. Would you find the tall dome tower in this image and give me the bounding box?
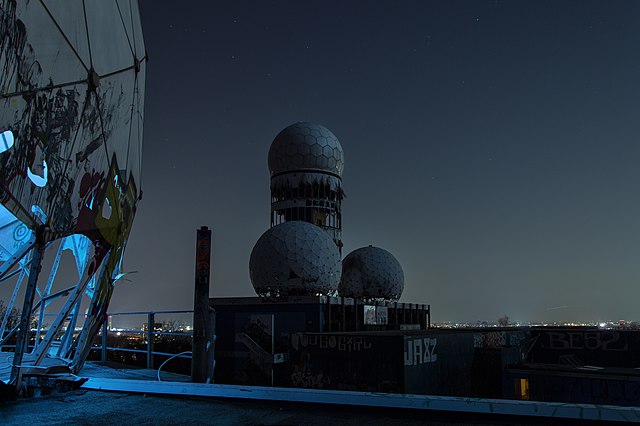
[268,122,344,252]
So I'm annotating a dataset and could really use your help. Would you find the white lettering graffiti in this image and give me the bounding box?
[541,331,628,351]
[293,334,372,352]
[404,337,437,365]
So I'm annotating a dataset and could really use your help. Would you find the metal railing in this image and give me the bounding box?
[0,310,195,369]
[94,310,194,369]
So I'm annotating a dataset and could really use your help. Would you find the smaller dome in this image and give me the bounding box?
[268,122,344,177]
[249,221,341,297]
[339,246,404,302]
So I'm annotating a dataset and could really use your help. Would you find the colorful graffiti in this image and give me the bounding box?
[0,0,146,380]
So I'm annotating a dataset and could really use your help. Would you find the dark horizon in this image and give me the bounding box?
[104,1,639,323]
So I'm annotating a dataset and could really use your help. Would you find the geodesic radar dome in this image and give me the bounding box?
[249,221,341,297]
[339,246,404,301]
[268,122,344,177]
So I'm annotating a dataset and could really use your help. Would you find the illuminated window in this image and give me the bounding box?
[515,377,529,400]
[1,129,14,153]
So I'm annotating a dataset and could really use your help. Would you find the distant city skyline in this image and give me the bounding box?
[103,1,640,323]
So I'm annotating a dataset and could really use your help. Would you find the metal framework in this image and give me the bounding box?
[270,177,343,252]
[0,1,146,389]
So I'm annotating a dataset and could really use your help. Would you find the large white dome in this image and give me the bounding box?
[249,221,341,297]
[338,246,404,301]
[268,122,344,177]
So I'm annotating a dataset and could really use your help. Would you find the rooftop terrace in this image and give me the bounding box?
[2,361,639,425]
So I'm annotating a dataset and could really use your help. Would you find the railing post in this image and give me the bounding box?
[147,312,154,369]
[101,319,107,362]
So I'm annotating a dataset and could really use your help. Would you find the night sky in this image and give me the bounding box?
[111,1,640,323]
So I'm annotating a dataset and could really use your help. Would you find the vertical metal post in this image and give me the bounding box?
[34,243,64,350]
[395,302,399,325]
[101,319,108,362]
[207,308,216,383]
[424,305,428,328]
[147,312,154,369]
[192,226,212,383]
[271,314,275,387]
[318,298,324,333]
[355,300,359,332]
[427,304,431,329]
[10,229,46,389]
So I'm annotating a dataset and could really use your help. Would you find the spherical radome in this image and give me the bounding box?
[250,221,341,297]
[339,246,404,301]
[268,122,344,177]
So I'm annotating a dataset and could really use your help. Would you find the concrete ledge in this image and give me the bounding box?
[81,378,640,423]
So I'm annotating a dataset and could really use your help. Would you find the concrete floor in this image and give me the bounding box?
[0,362,625,425]
[0,387,611,426]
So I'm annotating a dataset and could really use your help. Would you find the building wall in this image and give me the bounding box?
[505,369,640,406]
[210,298,526,395]
[210,297,429,385]
[286,330,522,396]
[212,301,323,384]
[287,333,404,392]
[403,332,474,396]
[529,329,640,367]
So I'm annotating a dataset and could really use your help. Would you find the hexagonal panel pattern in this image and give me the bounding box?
[250,221,341,297]
[338,246,404,302]
[268,122,344,177]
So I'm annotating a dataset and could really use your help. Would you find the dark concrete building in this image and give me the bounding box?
[209,296,640,408]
